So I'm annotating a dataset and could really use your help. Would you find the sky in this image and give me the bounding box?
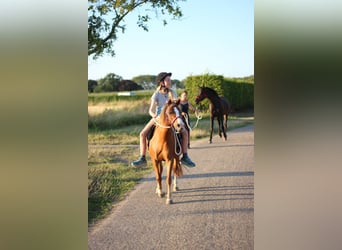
[88,0,254,81]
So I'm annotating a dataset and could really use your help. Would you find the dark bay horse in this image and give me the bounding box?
[148,99,183,204]
[195,87,232,143]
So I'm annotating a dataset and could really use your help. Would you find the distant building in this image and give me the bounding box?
[117,91,135,96]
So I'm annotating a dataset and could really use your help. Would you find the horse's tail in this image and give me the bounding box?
[173,158,183,177]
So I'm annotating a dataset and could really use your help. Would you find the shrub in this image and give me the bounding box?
[185,74,254,111]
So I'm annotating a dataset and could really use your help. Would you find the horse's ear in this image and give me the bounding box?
[175,98,180,105]
[167,99,172,105]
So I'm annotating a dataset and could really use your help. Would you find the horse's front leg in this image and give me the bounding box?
[154,161,164,198]
[165,161,173,204]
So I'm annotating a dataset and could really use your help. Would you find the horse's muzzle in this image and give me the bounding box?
[176,123,183,132]
[171,116,183,132]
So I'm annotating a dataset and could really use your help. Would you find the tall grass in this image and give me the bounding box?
[88,111,151,130]
[88,99,151,130]
[88,146,151,225]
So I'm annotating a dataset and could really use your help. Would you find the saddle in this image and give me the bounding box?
[147,124,156,148]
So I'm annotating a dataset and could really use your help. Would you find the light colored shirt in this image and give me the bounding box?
[151,89,178,115]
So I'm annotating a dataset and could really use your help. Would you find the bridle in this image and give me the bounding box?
[195,92,206,104]
[153,108,182,129]
[153,105,183,155]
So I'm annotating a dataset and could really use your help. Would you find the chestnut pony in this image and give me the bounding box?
[148,99,184,204]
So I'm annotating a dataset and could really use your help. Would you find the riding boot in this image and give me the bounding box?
[181,153,196,167]
[131,155,147,167]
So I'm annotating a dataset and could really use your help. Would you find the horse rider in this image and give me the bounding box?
[131,72,196,168]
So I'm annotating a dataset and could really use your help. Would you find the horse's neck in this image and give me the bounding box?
[158,110,175,128]
[206,95,221,107]
[155,122,172,142]
[158,112,168,126]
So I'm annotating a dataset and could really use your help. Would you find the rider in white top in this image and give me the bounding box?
[131,72,196,168]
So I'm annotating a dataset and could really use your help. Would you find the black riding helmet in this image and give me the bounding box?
[156,72,172,85]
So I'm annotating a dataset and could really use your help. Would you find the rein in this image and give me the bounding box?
[172,127,182,156]
[183,110,202,131]
[153,118,171,129]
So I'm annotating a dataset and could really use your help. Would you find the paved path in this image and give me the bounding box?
[89,125,254,249]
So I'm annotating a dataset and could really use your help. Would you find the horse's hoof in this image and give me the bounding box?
[166,199,173,204]
[209,141,212,144]
[173,186,179,192]
[156,191,165,198]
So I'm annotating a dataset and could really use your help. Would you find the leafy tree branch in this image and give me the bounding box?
[88,0,185,59]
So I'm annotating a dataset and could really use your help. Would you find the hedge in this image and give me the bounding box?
[184,74,254,111]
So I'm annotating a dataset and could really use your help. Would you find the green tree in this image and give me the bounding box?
[88,79,98,93]
[132,74,156,89]
[88,0,185,59]
[171,79,184,89]
[97,73,123,92]
[118,80,143,91]
[132,74,183,90]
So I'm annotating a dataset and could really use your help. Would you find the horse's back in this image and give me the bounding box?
[220,97,232,114]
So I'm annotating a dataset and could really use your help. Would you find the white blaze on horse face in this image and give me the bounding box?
[173,107,184,131]
[173,107,184,125]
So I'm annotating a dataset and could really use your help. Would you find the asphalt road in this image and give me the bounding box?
[89,124,254,250]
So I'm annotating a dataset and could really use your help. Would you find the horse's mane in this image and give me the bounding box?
[203,87,220,99]
[159,99,179,124]
[159,102,167,123]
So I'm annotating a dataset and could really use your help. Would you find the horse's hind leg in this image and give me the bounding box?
[224,114,228,131]
[224,114,228,139]
[173,175,179,192]
[219,115,227,141]
[218,117,223,138]
[221,120,227,141]
[209,117,214,143]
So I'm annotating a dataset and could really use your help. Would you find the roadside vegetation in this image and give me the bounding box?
[88,92,253,226]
